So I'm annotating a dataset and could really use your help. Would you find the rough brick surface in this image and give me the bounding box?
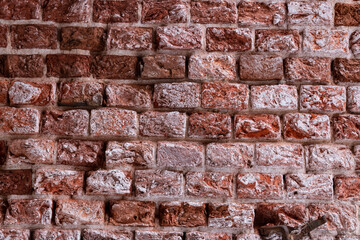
[60,27,106,51]
[84,229,132,240]
[47,54,91,78]
[334,115,360,141]
[206,28,252,52]
[206,143,253,168]
[335,3,360,26]
[208,203,254,228]
[192,0,235,24]
[105,84,151,108]
[335,176,360,200]
[0,170,32,195]
[1,55,44,78]
[238,2,285,26]
[188,112,232,139]
[240,55,283,81]
[303,30,349,54]
[157,26,202,50]
[11,25,57,49]
[93,0,138,23]
[288,2,332,26]
[59,80,103,106]
[110,200,155,226]
[159,202,206,227]
[33,229,81,240]
[0,107,40,135]
[42,0,90,23]
[143,0,188,23]
[141,55,186,79]
[9,81,55,106]
[91,55,138,79]
[108,27,153,50]
[333,59,360,83]
[255,30,300,52]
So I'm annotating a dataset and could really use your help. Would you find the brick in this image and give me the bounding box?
[11,25,57,49]
[335,176,360,200]
[0,80,8,104]
[34,169,84,195]
[208,203,254,228]
[206,143,253,168]
[90,109,137,137]
[55,199,104,225]
[86,170,132,195]
[348,86,360,113]
[0,140,6,165]
[350,31,360,56]
[255,30,300,52]
[154,82,200,108]
[188,112,231,139]
[333,59,360,83]
[5,199,52,225]
[334,115,360,141]
[337,236,360,240]
[186,232,232,240]
[159,202,206,227]
[9,81,56,106]
[288,2,332,26]
[235,114,281,140]
[46,54,91,78]
[191,0,236,24]
[93,0,138,23]
[135,170,183,197]
[285,57,331,84]
[135,231,182,240]
[239,55,283,81]
[284,113,330,141]
[251,85,297,111]
[0,55,44,78]
[0,229,30,240]
[237,173,284,199]
[186,172,233,198]
[108,27,153,50]
[42,0,90,23]
[189,54,236,81]
[237,234,261,240]
[0,107,40,135]
[0,24,6,48]
[354,146,360,170]
[141,55,186,79]
[42,110,89,136]
[106,141,155,168]
[0,170,32,195]
[206,28,252,52]
[303,30,349,54]
[83,229,132,240]
[106,84,151,108]
[7,139,56,165]
[238,2,285,26]
[335,3,360,26]
[0,0,40,20]
[59,80,104,106]
[91,55,137,79]
[33,229,81,240]
[60,27,106,51]
[157,26,202,50]
[143,0,188,23]
[139,111,186,138]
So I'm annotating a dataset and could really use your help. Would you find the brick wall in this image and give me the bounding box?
[0,0,359,239]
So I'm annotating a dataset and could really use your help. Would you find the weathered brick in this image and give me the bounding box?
[109,200,155,226]
[238,2,285,26]
[42,0,90,23]
[105,84,151,108]
[0,229,30,240]
[0,80,8,105]
[206,143,253,168]
[143,0,188,23]
[303,30,349,54]
[93,0,138,23]
[208,203,254,228]
[334,115,360,141]
[33,229,81,240]
[288,2,332,26]
[350,31,360,56]
[83,229,132,240]
[0,55,44,78]
[0,140,6,165]
[0,0,41,20]
[337,236,360,240]
[237,234,261,240]
[135,231,182,240]
[333,59,360,83]
[11,25,57,49]
[9,81,56,106]
[0,107,40,135]
[335,3,360,26]
[91,55,137,79]
[42,110,89,136]
[60,27,106,51]
[59,80,103,106]
[191,0,236,24]
[335,176,360,200]
[141,55,185,79]
[86,170,132,195]
[355,145,360,170]
[255,30,300,52]
[186,232,232,240]
[0,24,6,48]
[157,26,202,50]
[47,54,91,78]
[348,86,360,113]
[0,170,32,195]
[239,55,283,81]
[160,202,206,227]
[108,27,153,50]
[188,112,231,139]
[206,28,252,52]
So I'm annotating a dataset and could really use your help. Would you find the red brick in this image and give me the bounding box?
[235,114,281,140]
[191,0,236,24]
[5,199,52,225]
[335,3,360,26]
[7,139,56,165]
[237,234,261,240]
[348,86,360,113]
[208,203,254,228]
[239,55,283,81]
[154,82,200,108]
[0,140,6,165]
[0,170,32,195]
[60,27,106,51]
[86,170,132,195]
[90,109,137,137]
[157,26,202,50]
[0,80,8,105]
[0,0,41,20]
[91,55,137,79]
[141,55,186,79]
[11,25,57,49]
[0,55,44,78]
[354,145,360,170]
[93,0,138,23]
[0,107,40,135]
[206,27,252,52]
[284,113,330,141]
[110,200,155,226]
[350,31,360,56]
[206,143,253,168]
[188,112,231,139]
[186,171,233,198]
[33,229,81,240]
[143,0,188,23]
[135,170,183,197]
[46,54,91,78]
[333,59,360,83]
[139,111,186,138]
[55,199,104,225]
[34,169,84,195]
[0,229,30,240]
[0,24,7,48]
[255,30,300,52]
[334,115,360,141]
[238,2,285,26]
[159,202,206,227]
[84,229,132,240]
[285,57,331,84]
[335,176,360,200]
[59,80,104,106]
[288,2,332,26]
[136,231,182,240]
[42,110,89,136]
[186,232,232,240]
[108,27,153,50]
[9,81,56,106]
[42,0,90,23]
[237,173,284,199]
[303,30,349,54]
[106,84,151,108]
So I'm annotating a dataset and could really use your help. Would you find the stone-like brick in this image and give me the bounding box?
[86,170,132,195]
[105,84,151,108]
[0,80,8,105]
[350,31,360,56]
[0,107,40,135]
[186,232,232,240]
[109,200,155,226]
[288,2,332,26]
[135,231,182,240]
[206,143,253,168]
[42,0,90,23]
[188,112,231,139]
[93,0,138,23]
[139,111,186,138]
[255,30,300,52]
[42,110,89,136]
[0,55,44,78]
[90,109,137,137]
[60,27,106,51]
[59,80,103,106]
[135,170,183,197]
[206,28,252,52]
[143,0,188,23]
[108,27,152,50]
[285,57,331,84]
[0,0,41,20]
[141,55,185,79]
[160,202,206,227]
[191,0,236,24]
[237,173,284,199]
[303,30,349,54]
[186,172,233,198]
[9,81,56,106]
[55,199,104,225]
[335,3,360,26]
[334,115,360,141]
[11,25,57,49]
[239,55,283,81]
[335,176,360,200]
[91,55,137,79]
[284,113,330,141]
[208,203,254,228]
[333,59,360,83]
[235,114,281,140]
[157,26,202,50]
[46,54,91,78]
[238,2,285,26]
[0,24,6,48]
[348,86,360,113]
[33,229,81,240]
[0,229,30,240]
[83,229,132,240]
[0,170,32,195]
[5,199,52,225]
[154,82,200,108]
